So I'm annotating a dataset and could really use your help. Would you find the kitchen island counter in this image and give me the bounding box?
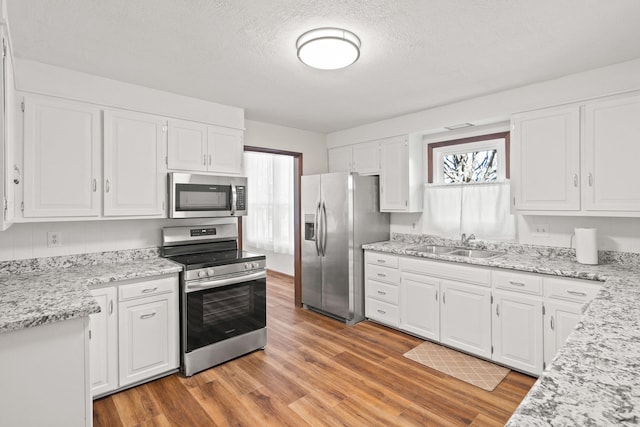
[363,237,640,425]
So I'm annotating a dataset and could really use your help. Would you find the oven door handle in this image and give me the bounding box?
[185,270,266,293]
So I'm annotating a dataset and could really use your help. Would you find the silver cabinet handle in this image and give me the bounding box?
[203,154,207,166]
[92,179,97,192]
[377,259,386,264]
[109,300,113,315]
[567,290,587,297]
[377,273,386,277]
[496,303,500,317]
[435,291,438,301]
[588,173,593,187]
[550,315,555,330]
[208,154,212,166]
[377,290,386,295]
[377,309,386,315]
[140,312,156,320]
[573,173,578,187]
[105,179,110,193]
[508,280,526,287]
[142,287,158,294]
[442,292,446,304]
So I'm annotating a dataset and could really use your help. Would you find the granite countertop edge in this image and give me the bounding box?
[363,240,640,426]
[0,257,183,335]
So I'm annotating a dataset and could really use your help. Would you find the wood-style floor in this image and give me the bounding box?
[93,271,536,427]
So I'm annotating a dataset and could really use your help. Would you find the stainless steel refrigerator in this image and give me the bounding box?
[301,172,390,325]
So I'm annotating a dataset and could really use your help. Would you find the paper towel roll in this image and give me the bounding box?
[575,228,598,265]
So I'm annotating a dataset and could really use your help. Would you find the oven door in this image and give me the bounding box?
[183,272,266,353]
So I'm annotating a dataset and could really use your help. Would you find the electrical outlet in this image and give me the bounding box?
[532,223,549,237]
[47,231,63,248]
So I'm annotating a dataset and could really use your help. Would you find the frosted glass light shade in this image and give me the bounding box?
[296,28,361,70]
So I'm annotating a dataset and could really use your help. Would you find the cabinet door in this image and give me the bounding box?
[352,142,380,175]
[440,279,492,358]
[89,287,118,397]
[543,300,583,367]
[492,291,543,376]
[400,272,440,341]
[328,146,352,172]
[380,137,408,211]
[167,118,207,171]
[512,106,580,211]
[0,27,14,230]
[583,93,640,211]
[207,125,243,174]
[23,95,101,217]
[118,292,178,387]
[103,110,166,216]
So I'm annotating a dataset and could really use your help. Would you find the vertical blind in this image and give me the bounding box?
[243,151,294,254]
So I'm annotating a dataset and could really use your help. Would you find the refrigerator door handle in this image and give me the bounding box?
[314,202,321,256]
[321,202,328,256]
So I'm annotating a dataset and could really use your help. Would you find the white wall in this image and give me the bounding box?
[329,58,640,253]
[243,120,328,275]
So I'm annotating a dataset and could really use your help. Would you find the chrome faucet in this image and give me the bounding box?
[461,233,476,246]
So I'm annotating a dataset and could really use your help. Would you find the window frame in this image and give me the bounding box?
[427,131,510,184]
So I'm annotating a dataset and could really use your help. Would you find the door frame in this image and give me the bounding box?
[242,146,303,307]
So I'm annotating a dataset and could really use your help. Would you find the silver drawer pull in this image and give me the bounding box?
[377,290,386,295]
[377,309,386,315]
[142,287,158,293]
[377,273,386,277]
[508,280,526,287]
[140,312,156,320]
[567,290,587,297]
[377,259,386,263]
[550,315,555,330]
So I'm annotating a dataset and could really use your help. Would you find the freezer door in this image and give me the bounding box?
[320,172,351,319]
[301,174,322,309]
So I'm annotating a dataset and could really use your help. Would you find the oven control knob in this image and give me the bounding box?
[207,269,215,276]
[252,262,260,269]
[198,271,207,278]
[244,263,251,270]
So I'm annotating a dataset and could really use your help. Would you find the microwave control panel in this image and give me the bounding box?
[236,186,246,210]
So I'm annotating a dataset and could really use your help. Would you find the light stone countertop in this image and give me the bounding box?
[363,238,640,426]
[0,253,182,335]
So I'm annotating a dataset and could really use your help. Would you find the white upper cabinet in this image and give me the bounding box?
[0,26,14,230]
[583,93,640,212]
[23,95,101,218]
[379,135,422,212]
[103,109,167,217]
[512,91,640,216]
[511,106,581,211]
[328,141,380,175]
[167,118,208,172]
[207,125,243,174]
[168,118,244,175]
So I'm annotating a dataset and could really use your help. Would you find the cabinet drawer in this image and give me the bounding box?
[367,264,399,284]
[400,257,490,286]
[545,277,602,303]
[119,276,177,302]
[366,298,399,326]
[492,270,543,295]
[366,251,399,268]
[366,279,399,304]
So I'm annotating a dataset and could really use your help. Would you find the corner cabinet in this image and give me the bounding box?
[167,117,243,175]
[511,91,640,216]
[103,109,167,217]
[23,95,101,218]
[89,274,179,398]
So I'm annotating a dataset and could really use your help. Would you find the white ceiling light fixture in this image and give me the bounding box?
[296,27,361,70]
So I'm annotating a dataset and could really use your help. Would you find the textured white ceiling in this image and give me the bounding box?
[6,0,640,133]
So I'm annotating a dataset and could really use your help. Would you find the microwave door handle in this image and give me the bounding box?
[230,185,237,215]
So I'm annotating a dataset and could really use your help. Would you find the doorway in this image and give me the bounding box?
[242,146,303,306]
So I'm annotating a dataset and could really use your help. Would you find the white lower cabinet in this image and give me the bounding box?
[400,272,440,341]
[89,274,179,398]
[543,300,583,366]
[440,279,492,359]
[492,290,543,376]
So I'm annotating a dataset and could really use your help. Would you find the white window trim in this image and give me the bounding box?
[432,139,506,184]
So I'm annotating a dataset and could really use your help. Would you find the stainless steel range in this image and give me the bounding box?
[161,222,266,377]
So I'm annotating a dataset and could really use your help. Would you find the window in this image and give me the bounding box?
[243,151,294,255]
[428,132,509,184]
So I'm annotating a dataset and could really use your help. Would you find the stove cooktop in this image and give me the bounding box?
[167,249,266,270]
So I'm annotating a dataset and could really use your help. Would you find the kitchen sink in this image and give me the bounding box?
[447,249,503,259]
[409,245,455,254]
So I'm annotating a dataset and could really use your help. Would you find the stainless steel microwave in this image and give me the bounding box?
[168,173,248,218]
